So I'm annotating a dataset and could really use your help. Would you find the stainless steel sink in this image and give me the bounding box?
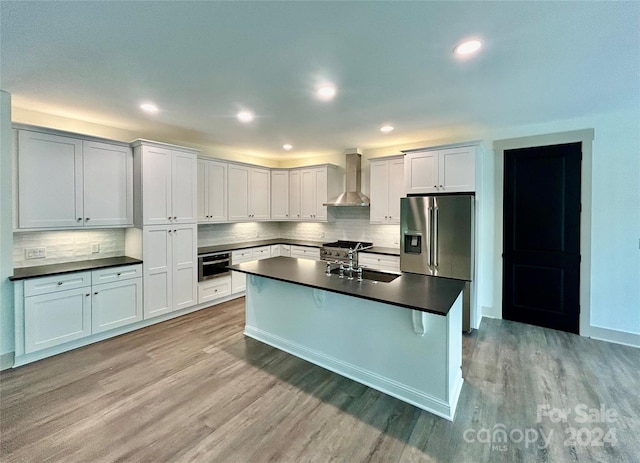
[329,267,400,283]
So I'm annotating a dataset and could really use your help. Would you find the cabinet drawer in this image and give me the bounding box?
[92,264,142,285]
[232,249,254,263]
[199,276,231,303]
[290,246,320,260]
[358,253,400,272]
[24,271,91,297]
[252,246,271,260]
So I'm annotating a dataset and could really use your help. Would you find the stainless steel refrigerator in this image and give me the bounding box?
[400,195,475,331]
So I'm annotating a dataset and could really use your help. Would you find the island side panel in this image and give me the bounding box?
[446,292,464,418]
[244,274,462,420]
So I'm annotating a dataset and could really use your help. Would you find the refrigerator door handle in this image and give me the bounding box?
[426,205,432,267]
[433,206,439,268]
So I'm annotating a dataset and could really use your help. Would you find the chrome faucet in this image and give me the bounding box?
[325,260,341,276]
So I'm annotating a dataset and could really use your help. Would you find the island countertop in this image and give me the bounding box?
[229,256,464,316]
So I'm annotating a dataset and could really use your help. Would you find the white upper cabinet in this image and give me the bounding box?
[270,169,290,220]
[405,145,476,195]
[228,163,271,221]
[369,155,404,224]
[133,140,198,226]
[250,167,271,220]
[291,165,339,222]
[197,158,227,223]
[82,141,133,227]
[17,130,133,229]
[289,170,301,220]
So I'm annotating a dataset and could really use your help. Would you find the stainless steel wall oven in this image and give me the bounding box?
[198,252,231,282]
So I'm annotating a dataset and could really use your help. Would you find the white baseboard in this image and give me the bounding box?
[481,305,502,320]
[0,352,14,370]
[589,325,640,348]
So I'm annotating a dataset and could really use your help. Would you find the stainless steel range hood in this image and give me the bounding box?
[323,149,370,207]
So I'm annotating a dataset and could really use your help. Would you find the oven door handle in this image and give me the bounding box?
[202,259,230,265]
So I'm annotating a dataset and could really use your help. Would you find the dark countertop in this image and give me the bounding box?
[198,239,325,254]
[361,246,400,256]
[229,257,464,316]
[198,239,400,256]
[10,256,143,281]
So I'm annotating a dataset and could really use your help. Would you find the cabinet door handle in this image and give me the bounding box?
[77,217,82,222]
[57,282,63,285]
[117,273,121,276]
[94,291,98,295]
[439,185,444,189]
[168,217,172,220]
[85,293,90,297]
[173,216,177,220]
[85,217,90,221]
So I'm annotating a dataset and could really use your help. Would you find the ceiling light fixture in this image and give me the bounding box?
[237,110,254,123]
[283,144,293,151]
[380,125,394,133]
[453,39,482,56]
[140,102,159,113]
[316,84,337,101]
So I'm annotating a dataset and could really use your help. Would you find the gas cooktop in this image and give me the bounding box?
[322,240,373,249]
[320,240,373,263]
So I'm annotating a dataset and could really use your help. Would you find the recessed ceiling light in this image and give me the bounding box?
[237,110,254,123]
[453,39,482,56]
[140,102,159,113]
[380,125,394,133]
[316,84,337,101]
[283,144,293,151]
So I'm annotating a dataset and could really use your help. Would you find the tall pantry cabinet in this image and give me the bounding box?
[132,140,198,319]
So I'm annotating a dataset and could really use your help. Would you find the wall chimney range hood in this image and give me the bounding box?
[323,148,370,207]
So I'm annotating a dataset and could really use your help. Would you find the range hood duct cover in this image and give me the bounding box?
[324,149,370,207]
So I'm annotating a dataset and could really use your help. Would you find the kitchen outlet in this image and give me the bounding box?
[91,243,100,253]
[26,247,46,259]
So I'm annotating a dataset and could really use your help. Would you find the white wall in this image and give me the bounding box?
[0,91,14,366]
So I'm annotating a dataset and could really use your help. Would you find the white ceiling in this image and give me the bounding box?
[1,1,638,159]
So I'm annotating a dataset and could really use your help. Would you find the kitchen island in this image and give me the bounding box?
[229,257,465,420]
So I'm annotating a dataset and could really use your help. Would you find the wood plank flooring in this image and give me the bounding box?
[1,298,638,462]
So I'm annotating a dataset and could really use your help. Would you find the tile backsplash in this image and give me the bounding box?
[198,208,400,249]
[13,210,399,268]
[13,229,126,268]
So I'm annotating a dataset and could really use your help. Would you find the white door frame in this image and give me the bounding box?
[494,129,594,336]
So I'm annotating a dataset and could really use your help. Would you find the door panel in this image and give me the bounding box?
[503,142,581,333]
[18,131,83,228]
[83,141,132,226]
[172,151,197,223]
[142,146,172,225]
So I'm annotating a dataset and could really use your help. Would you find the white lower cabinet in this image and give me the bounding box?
[143,224,197,319]
[21,263,143,355]
[358,253,400,273]
[270,244,291,257]
[198,276,231,304]
[290,245,320,261]
[231,246,272,293]
[91,276,143,334]
[24,286,92,354]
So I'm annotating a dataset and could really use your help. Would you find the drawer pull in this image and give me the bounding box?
[94,292,99,295]
[57,282,63,286]
[117,273,121,276]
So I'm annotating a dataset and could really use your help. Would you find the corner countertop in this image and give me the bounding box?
[198,239,326,255]
[228,257,464,316]
[10,256,143,281]
[198,239,400,256]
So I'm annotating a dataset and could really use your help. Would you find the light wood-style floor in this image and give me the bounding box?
[1,297,638,463]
